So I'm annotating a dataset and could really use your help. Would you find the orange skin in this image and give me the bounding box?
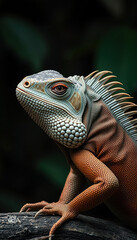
[20,100,137,236]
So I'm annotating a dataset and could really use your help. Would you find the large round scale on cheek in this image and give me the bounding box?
[51,117,87,148]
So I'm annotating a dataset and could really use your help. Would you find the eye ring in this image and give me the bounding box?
[51,83,68,95]
[23,80,31,88]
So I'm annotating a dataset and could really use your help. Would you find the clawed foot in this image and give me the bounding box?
[20,201,77,237]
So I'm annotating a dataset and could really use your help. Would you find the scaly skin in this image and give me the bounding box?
[17,70,137,238]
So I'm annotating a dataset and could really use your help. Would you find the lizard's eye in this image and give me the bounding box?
[23,80,31,88]
[51,83,68,95]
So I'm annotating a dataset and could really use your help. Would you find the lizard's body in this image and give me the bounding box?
[16,70,137,237]
[82,99,137,227]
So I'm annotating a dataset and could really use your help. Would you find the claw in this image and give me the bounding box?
[20,203,30,212]
[31,235,54,240]
[20,208,26,213]
[35,209,45,218]
[49,235,54,240]
[39,235,54,240]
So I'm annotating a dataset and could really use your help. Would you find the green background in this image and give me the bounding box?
[0,0,137,219]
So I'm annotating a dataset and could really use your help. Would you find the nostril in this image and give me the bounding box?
[23,81,31,88]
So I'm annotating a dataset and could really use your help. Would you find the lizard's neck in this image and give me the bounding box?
[82,99,102,136]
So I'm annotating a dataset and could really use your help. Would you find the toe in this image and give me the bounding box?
[20,203,31,212]
[35,208,57,218]
[35,209,45,218]
[20,201,49,212]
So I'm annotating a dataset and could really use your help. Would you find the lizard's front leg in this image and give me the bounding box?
[67,149,119,214]
[20,164,85,237]
[33,149,119,236]
[20,163,84,213]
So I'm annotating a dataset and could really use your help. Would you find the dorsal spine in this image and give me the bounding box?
[85,71,137,143]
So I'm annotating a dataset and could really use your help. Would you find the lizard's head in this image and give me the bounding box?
[16,70,87,148]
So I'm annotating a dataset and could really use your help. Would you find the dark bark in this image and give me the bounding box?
[0,212,137,240]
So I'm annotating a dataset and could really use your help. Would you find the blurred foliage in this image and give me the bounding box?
[99,0,125,17]
[0,0,137,218]
[0,192,22,212]
[0,16,48,70]
[96,26,137,94]
[37,154,69,188]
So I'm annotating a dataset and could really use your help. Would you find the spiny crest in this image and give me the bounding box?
[85,70,137,142]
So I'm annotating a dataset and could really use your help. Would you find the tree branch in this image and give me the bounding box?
[0,212,137,239]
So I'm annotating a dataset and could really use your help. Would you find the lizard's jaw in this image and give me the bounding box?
[16,87,87,148]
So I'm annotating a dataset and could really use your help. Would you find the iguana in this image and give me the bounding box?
[16,70,137,239]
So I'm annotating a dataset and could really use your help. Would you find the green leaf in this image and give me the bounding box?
[0,16,48,70]
[95,26,137,94]
[37,154,69,188]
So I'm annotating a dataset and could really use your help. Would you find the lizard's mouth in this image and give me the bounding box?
[16,87,53,106]
[16,87,75,118]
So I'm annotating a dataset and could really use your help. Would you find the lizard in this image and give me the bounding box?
[16,69,137,238]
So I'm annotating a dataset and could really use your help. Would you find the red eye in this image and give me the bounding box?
[51,83,68,95]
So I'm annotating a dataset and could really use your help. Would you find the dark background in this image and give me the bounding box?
[0,0,137,221]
